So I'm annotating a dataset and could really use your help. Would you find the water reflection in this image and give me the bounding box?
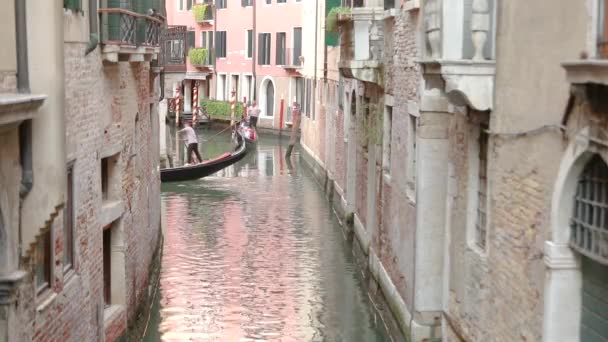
[148,128,389,341]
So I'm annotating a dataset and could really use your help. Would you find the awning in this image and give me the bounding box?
[184,72,210,80]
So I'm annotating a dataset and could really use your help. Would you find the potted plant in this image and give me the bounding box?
[193,4,211,23]
[188,48,209,66]
[326,7,352,34]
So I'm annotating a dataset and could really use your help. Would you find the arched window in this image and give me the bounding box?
[570,154,608,263]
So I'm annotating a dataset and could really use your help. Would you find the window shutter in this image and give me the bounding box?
[293,28,302,64]
[215,31,222,57]
[242,0,247,6]
[186,31,195,52]
[258,34,264,65]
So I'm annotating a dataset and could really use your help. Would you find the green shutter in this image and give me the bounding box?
[325,0,341,47]
[64,0,82,11]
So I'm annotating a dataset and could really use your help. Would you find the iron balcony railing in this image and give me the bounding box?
[99,8,163,46]
[277,48,303,67]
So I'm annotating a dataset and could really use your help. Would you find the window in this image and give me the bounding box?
[101,154,119,203]
[599,0,608,57]
[218,74,227,100]
[570,155,608,263]
[383,106,392,174]
[276,32,286,65]
[406,114,417,198]
[278,0,286,3]
[64,164,75,272]
[231,74,240,99]
[186,30,195,53]
[293,28,302,65]
[101,158,109,201]
[35,229,52,294]
[266,0,271,4]
[178,0,184,10]
[242,0,253,6]
[475,122,489,249]
[258,33,271,65]
[103,221,126,310]
[63,0,82,11]
[244,75,253,101]
[296,77,304,109]
[305,78,311,117]
[201,31,214,63]
[103,227,111,306]
[187,0,193,10]
[216,0,227,9]
[215,31,227,58]
[246,30,253,58]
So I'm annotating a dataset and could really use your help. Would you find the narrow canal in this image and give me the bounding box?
[145,127,391,341]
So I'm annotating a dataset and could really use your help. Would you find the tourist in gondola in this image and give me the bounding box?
[179,120,202,165]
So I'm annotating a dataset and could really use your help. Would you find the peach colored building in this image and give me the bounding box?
[165,0,303,129]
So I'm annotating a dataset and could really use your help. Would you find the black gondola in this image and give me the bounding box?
[160,132,248,183]
[237,120,258,149]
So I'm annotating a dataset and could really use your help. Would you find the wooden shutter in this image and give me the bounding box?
[258,34,264,65]
[293,28,302,64]
[247,30,253,58]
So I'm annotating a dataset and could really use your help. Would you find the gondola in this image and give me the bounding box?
[160,131,248,183]
[237,120,258,149]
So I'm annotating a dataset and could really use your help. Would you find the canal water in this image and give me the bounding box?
[145,127,390,341]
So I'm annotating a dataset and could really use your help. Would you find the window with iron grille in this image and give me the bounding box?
[570,155,608,264]
[475,122,489,249]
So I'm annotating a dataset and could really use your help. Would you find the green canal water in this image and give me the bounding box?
[145,127,391,341]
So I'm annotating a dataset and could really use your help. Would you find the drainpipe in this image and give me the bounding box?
[15,0,32,262]
[312,0,319,116]
[323,2,327,83]
[15,0,29,93]
[252,0,257,101]
[85,0,99,55]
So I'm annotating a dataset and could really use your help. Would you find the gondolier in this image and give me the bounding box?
[179,121,202,165]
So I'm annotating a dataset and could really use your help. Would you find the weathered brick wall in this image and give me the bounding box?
[372,10,421,308]
[444,110,562,341]
[14,42,161,342]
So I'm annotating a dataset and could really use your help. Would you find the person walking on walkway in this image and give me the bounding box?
[248,101,260,129]
[179,121,202,165]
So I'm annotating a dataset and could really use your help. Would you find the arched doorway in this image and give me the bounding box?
[259,77,276,119]
[265,81,274,117]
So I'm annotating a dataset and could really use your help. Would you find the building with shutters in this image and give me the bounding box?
[164,0,303,129]
[0,0,164,341]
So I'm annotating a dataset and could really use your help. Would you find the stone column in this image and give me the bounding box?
[413,88,450,319]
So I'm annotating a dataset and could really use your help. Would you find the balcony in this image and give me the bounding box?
[193,3,213,25]
[189,48,215,71]
[278,48,303,72]
[161,26,187,73]
[417,0,496,111]
[98,8,163,63]
[337,1,385,87]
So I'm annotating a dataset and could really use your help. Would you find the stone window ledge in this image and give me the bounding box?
[418,59,496,111]
[0,270,27,305]
[562,60,608,86]
[0,93,46,127]
[402,0,420,12]
[100,200,124,228]
[36,292,58,313]
[102,44,160,63]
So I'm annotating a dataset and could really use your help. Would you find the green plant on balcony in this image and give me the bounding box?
[201,99,245,121]
[193,4,210,23]
[326,7,351,34]
[189,48,209,65]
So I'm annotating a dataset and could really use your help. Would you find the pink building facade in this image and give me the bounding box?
[165,0,303,129]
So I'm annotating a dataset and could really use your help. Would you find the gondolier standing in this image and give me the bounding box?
[179,121,202,165]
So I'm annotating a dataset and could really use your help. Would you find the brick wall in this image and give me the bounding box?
[12,42,162,342]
